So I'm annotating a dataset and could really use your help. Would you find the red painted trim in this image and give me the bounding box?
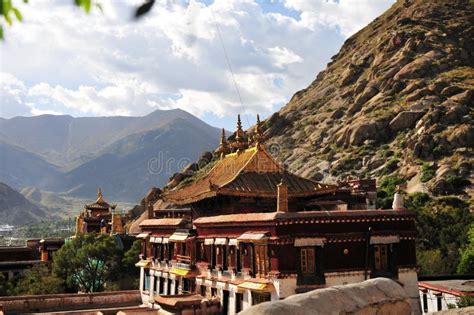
[418,282,474,297]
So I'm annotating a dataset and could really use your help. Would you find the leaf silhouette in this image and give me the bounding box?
[135,0,155,19]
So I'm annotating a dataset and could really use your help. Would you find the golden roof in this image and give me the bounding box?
[163,146,336,205]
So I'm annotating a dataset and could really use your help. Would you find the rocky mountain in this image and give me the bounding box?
[0,182,50,225]
[261,0,473,200]
[0,109,221,202]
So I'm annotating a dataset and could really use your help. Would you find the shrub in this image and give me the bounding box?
[420,162,436,182]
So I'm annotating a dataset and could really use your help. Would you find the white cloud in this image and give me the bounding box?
[284,0,395,37]
[0,0,394,128]
[267,46,303,68]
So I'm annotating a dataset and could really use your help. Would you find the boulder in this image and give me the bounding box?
[449,89,473,104]
[400,79,425,96]
[340,65,362,86]
[239,278,413,315]
[389,111,425,133]
[405,87,430,103]
[394,50,442,80]
[440,85,463,97]
[352,84,379,111]
[448,125,474,148]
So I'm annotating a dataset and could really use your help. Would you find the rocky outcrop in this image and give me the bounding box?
[240,278,413,315]
[264,0,473,198]
[389,111,425,133]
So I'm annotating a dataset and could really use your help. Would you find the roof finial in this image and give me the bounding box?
[97,188,104,203]
[214,128,230,159]
[254,114,265,149]
[233,114,247,153]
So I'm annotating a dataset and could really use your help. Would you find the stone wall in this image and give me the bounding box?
[0,290,141,314]
[240,278,415,315]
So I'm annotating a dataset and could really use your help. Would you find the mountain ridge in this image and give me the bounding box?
[262,0,473,200]
[0,109,221,203]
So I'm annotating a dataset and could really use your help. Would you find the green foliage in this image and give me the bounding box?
[456,296,474,308]
[0,272,14,296]
[0,0,25,40]
[380,158,399,176]
[417,249,451,275]
[446,175,471,192]
[376,176,404,209]
[406,194,473,275]
[14,264,64,295]
[457,224,474,274]
[420,163,436,183]
[123,240,141,271]
[52,233,121,293]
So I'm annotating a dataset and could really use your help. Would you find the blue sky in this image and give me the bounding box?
[0,0,394,130]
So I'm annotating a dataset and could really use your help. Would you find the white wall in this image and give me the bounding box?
[419,289,459,314]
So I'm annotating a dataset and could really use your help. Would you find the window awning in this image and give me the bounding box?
[370,235,400,244]
[237,232,269,243]
[162,238,169,244]
[151,237,163,244]
[169,232,189,242]
[136,233,150,239]
[169,268,198,278]
[135,259,152,268]
[294,237,326,247]
[214,238,228,245]
[229,239,238,246]
[204,238,214,245]
[238,281,274,293]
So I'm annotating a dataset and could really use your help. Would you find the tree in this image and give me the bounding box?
[406,193,473,275]
[457,224,474,274]
[14,264,64,295]
[52,233,121,293]
[0,272,13,296]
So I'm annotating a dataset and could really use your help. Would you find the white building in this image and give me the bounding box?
[419,279,474,313]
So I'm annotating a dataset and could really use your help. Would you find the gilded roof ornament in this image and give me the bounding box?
[96,187,104,203]
[254,114,266,150]
[214,128,231,159]
[233,114,247,153]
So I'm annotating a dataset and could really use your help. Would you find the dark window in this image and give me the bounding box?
[200,285,207,297]
[374,244,389,271]
[222,290,230,315]
[423,292,428,313]
[252,292,270,305]
[437,295,442,311]
[235,292,243,313]
[236,247,242,272]
[183,278,190,293]
[211,287,217,297]
[159,277,164,294]
[300,247,315,274]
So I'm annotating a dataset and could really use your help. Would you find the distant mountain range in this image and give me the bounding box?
[0,109,221,202]
[0,182,49,225]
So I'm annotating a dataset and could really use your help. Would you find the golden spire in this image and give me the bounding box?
[233,114,247,153]
[254,114,265,149]
[214,128,230,159]
[96,187,104,203]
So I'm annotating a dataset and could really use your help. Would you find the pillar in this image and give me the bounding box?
[277,179,288,212]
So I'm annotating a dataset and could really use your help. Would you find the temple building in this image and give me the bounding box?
[133,115,420,314]
[75,188,125,235]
